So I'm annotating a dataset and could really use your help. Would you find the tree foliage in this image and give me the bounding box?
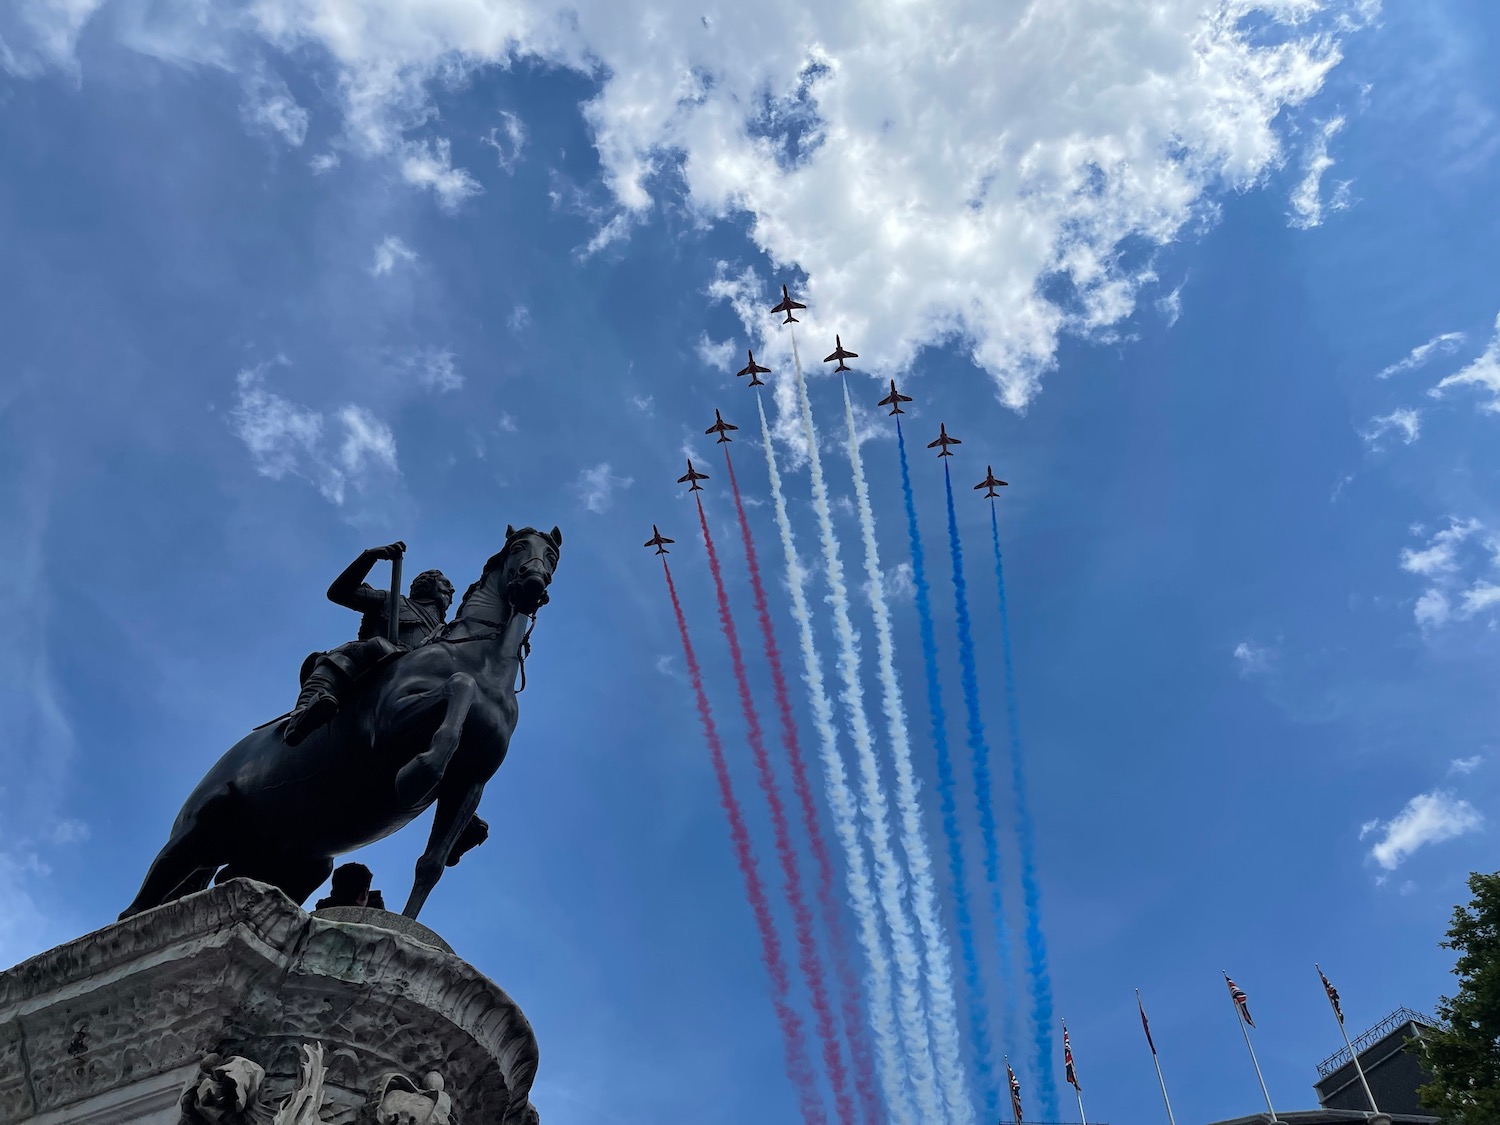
[1417,871,1500,1122]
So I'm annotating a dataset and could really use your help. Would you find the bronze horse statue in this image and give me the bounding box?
[121,526,562,921]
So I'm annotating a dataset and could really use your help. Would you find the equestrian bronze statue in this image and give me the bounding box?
[120,525,562,921]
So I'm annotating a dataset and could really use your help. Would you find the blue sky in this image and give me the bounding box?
[3,1,1500,1123]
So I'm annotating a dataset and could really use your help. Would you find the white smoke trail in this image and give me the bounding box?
[840,381,974,1125]
[783,332,947,1125]
[757,394,916,1125]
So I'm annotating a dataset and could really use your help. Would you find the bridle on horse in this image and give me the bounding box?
[433,536,551,692]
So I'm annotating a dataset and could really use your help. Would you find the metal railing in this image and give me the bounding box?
[1316,1006,1438,1076]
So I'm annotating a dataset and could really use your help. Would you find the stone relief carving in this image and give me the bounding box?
[179,1054,267,1124]
[365,1072,453,1125]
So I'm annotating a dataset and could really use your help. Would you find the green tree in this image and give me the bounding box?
[1416,871,1500,1122]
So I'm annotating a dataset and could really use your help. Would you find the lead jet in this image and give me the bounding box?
[878,379,913,416]
[928,423,961,457]
[823,335,858,372]
[644,525,674,555]
[736,349,771,386]
[677,459,710,492]
[974,466,1008,498]
[706,409,738,444]
[770,284,807,324]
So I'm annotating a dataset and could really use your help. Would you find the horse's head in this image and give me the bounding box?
[499,524,562,616]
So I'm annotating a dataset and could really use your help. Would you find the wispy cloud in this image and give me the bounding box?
[1156,283,1184,328]
[370,235,418,277]
[574,462,633,514]
[229,364,398,505]
[412,348,462,393]
[309,152,340,174]
[695,333,737,372]
[241,66,309,147]
[1364,790,1482,871]
[508,304,532,332]
[401,137,482,212]
[483,110,527,172]
[1288,116,1352,230]
[1232,640,1272,677]
[1449,755,1484,776]
[1397,516,1500,630]
[1400,518,1481,578]
[1376,331,1465,379]
[1431,312,1500,412]
[1361,407,1421,448]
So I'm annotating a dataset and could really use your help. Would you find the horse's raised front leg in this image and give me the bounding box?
[404,783,484,919]
[391,671,478,809]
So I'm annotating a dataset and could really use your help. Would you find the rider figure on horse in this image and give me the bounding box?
[282,542,456,746]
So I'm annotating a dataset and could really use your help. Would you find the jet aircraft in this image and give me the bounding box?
[736,349,771,386]
[974,466,1008,498]
[677,459,710,492]
[878,379,913,416]
[823,335,858,372]
[770,285,807,324]
[705,409,738,444]
[928,423,961,457]
[644,525,674,555]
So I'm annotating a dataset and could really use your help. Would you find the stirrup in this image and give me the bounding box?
[283,693,338,746]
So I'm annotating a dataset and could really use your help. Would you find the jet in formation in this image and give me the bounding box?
[678,459,710,492]
[706,409,737,444]
[879,379,912,416]
[824,335,858,372]
[974,466,1008,498]
[771,285,807,324]
[644,525,674,555]
[928,423,961,457]
[736,349,771,386]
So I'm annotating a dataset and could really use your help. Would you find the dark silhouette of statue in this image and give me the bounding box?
[120,525,562,921]
[284,542,455,745]
[314,862,375,910]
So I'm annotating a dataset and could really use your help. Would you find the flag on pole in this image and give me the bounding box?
[1063,1027,1082,1091]
[1226,976,1255,1027]
[1006,1057,1024,1124]
[1318,965,1344,1025]
[1139,993,1158,1055]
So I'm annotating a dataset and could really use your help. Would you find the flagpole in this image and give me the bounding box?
[1062,1019,1088,1125]
[1317,963,1380,1115]
[1226,973,1278,1122]
[1137,990,1178,1125]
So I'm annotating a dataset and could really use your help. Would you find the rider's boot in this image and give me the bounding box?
[283,665,343,746]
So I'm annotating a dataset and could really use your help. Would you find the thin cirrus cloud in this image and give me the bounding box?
[574,462,633,514]
[1287,115,1352,230]
[1375,330,1466,379]
[370,235,418,277]
[229,364,398,506]
[1360,790,1483,872]
[1361,407,1421,448]
[1397,517,1500,630]
[1430,311,1500,412]
[10,0,1373,409]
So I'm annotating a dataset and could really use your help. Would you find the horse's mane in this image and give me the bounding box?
[454,526,557,619]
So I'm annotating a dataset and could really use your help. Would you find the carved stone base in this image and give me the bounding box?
[0,880,539,1125]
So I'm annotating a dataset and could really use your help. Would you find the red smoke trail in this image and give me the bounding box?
[722,450,882,1125]
[662,559,826,1125]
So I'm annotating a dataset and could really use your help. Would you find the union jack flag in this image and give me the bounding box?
[1318,966,1344,1025]
[1226,976,1255,1028]
[1063,1027,1081,1091]
[1007,1058,1024,1124]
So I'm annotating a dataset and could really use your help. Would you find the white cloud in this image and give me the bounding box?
[1396,517,1500,631]
[370,235,418,276]
[630,394,655,416]
[508,304,532,332]
[242,66,310,147]
[883,562,915,602]
[483,110,527,172]
[1233,640,1272,677]
[1288,115,1351,229]
[1361,406,1421,447]
[49,817,89,845]
[1432,312,1500,412]
[14,1,1369,405]
[400,137,482,212]
[229,365,398,505]
[695,332,737,372]
[1400,518,1480,577]
[1376,330,1465,379]
[0,0,103,77]
[412,348,462,392]
[1365,790,1482,871]
[1449,755,1483,776]
[574,462,633,514]
[1156,283,1184,328]
[497,412,518,433]
[309,151,340,174]
[1413,588,1451,629]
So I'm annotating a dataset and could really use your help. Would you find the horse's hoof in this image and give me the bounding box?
[394,755,443,808]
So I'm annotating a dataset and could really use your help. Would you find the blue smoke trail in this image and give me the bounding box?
[896,419,995,1119]
[990,500,1056,1119]
[940,460,1026,1111]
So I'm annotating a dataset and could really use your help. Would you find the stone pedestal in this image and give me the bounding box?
[0,880,540,1124]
